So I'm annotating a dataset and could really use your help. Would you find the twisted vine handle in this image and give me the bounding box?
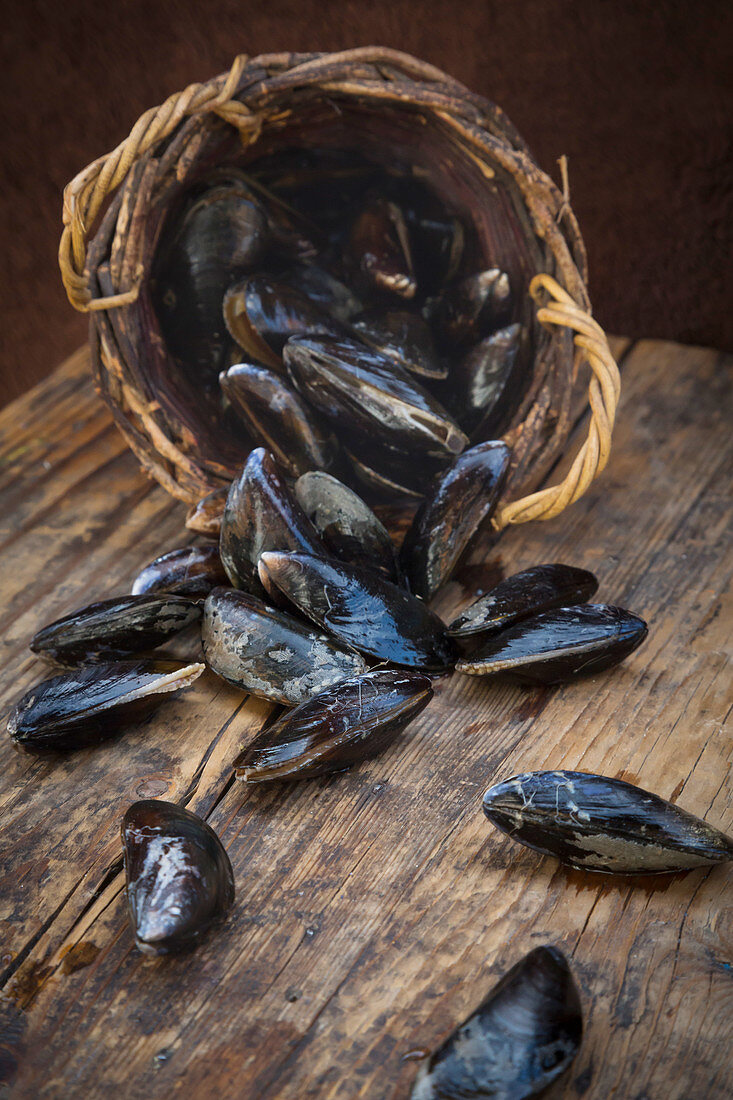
[493,274,621,529]
[59,54,259,312]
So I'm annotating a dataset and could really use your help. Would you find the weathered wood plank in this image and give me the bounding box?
[2,338,732,1099]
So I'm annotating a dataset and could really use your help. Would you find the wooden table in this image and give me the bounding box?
[0,338,731,1099]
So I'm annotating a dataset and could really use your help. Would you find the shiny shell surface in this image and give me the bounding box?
[449,564,599,638]
[400,441,511,600]
[7,659,204,750]
[202,587,366,706]
[221,364,338,477]
[294,471,399,581]
[152,180,267,377]
[223,274,335,369]
[482,770,733,874]
[456,604,648,683]
[258,551,456,671]
[131,545,228,600]
[431,268,511,347]
[284,334,468,460]
[351,309,446,380]
[30,594,202,665]
[234,669,433,782]
[219,448,328,594]
[410,945,582,1099]
[123,799,234,955]
[449,323,521,437]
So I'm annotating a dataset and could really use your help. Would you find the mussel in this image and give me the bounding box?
[202,588,366,706]
[284,335,468,461]
[431,269,512,348]
[234,669,433,782]
[186,486,228,540]
[294,471,400,582]
[131,545,228,600]
[220,364,338,477]
[448,324,521,437]
[448,564,599,639]
[348,195,416,299]
[400,441,511,600]
[456,604,648,684]
[351,309,446,380]
[30,594,202,666]
[7,659,204,750]
[410,945,582,1099]
[152,178,267,378]
[219,448,328,594]
[122,799,234,955]
[258,551,456,672]
[344,442,447,501]
[482,771,733,874]
[223,274,336,370]
[282,262,363,323]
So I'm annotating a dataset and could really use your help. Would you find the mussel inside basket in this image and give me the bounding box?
[143,99,561,507]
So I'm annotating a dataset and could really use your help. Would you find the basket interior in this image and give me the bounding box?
[105,91,564,500]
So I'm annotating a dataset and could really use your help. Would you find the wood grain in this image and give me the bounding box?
[1,337,731,1099]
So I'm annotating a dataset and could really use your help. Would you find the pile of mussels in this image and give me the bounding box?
[8,154,733,1096]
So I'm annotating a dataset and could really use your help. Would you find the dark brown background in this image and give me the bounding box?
[1,0,731,407]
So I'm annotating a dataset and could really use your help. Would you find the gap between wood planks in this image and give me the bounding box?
[0,337,637,1007]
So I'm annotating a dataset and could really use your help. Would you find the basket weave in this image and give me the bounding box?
[59,47,619,529]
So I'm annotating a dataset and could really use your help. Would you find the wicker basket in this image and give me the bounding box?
[59,47,619,531]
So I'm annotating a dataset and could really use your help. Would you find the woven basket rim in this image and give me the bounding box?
[60,47,619,528]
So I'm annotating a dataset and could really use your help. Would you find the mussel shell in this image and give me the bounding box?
[7,659,204,750]
[186,487,228,540]
[220,364,338,478]
[351,309,446,380]
[223,274,335,370]
[448,323,521,437]
[284,335,468,460]
[152,181,267,377]
[122,799,234,955]
[258,551,456,672]
[234,669,433,782]
[344,443,447,501]
[482,771,733,874]
[202,587,366,706]
[449,564,599,639]
[294,471,400,581]
[402,202,464,295]
[30,594,202,666]
[284,262,363,323]
[348,196,416,299]
[400,441,511,600]
[456,604,648,684]
[410,945,582,1099]
[431,269,512,348]
[131,545,228,600]
[219,448,328,595]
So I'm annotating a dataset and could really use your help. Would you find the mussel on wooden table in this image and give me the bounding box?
[234,669,433,782]
[449,564,599,640]
[29,594,202,666]
[7,659,204,751]
[456,605,648,684]
[410,945,582,1098]
[202,587,367,706]
[122,799,234,955]
[482,771,733,874]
